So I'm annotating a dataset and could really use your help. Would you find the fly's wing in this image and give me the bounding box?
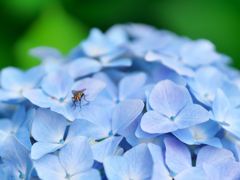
[72,90,77,95]
[79,88,86,93]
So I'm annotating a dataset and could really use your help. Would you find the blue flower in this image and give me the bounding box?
[93,71,149,107]
[79,99,144,162]
[0,105,34,154]
[0,66,45,104]
[149,137,235,180]
[211,89,240,138]
[31,108,98,159]
[34,136,101,180]
[23,71,105,121]
[145,50,195,77]
[188,66,240,107]
[172,120,222,148]
[203,162,240,180]
[103,144,153,180]
[81,27,128,58]
[141,80,210,134]
[1,135,33,180]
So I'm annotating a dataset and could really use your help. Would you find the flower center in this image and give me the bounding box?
[204,93,208,98]
[108,130,113,136]
[170,171,176,177]
[170,116,175,121]
[59,97,65,102]
[10,131,15,135]
[19,173,24,179]
[59,139,64,144]
[66,173,71,179]
[89,137,97,146]
[115,99,120,104]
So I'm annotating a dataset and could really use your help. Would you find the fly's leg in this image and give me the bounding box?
[79,99,82,111]
[83,94,90,103]
[72,101,76,110]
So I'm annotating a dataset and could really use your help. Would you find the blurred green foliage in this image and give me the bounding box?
[0,0,240,70]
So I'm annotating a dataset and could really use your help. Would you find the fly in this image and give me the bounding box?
[71,89,90,110]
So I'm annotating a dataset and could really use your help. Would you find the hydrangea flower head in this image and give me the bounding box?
[1,23,240,180]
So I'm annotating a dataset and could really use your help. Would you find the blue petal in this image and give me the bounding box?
[105,24,128,44]
[1,135,31,175]
[66,58,102,79]
[149,80,192,118]
[118,113,142,138]
[23,89,58,108]
[0,165,11,180]
[180,39,220,67]
[103,58,132,67]
[65,119,98,142]
[236,144,240,162]
[29,46,62,60]
[188,66,225,106]
[11,105,26,131]
[0,130,9,155]
[23,107,36,131]
[223,109,240,138]
[148,143,172,180]
[164,137,192,173]
[221,80,240,107]
[152,164,172,180]
[127,134,167,148]
[59,136,94,175]
[175,167,207,180]
[99,46,127,63]
[31,108,67,143]
[31,142,64,160]
[152,64,186,86]
[33,154,66,180]
[200,138,222,148]
[50,100,78,121]
[81,28,114,57]
[145,90,153,112]
[41,71,74,100]
[103,156,129,180]
[112,99,144,135]
[15,127,32,150]
[146,51,195,77]
[118,72,147,100]
[196,146,235,168]
[174,104,210,129]
[77,105,112,140]
[91,136,123,162]
[141,111,178,134]
[172,128,195,145]
[22,65,45,90]
[0,119,12,133]
[93,72,118,101]
[70,169,101,180]
[203,162,240,180]
[135,120,161,138]
[212,89,230,122]
[124,144,153,179]
[1,67,24,91]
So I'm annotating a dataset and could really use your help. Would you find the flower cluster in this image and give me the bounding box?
[1,23,240,180]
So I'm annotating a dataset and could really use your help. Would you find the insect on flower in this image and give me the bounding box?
[71,89,90,110]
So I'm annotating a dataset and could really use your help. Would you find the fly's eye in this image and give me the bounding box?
[78,96,80,100]
[73,96,75,99]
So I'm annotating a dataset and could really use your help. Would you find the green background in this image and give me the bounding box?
[0,0,240,70]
